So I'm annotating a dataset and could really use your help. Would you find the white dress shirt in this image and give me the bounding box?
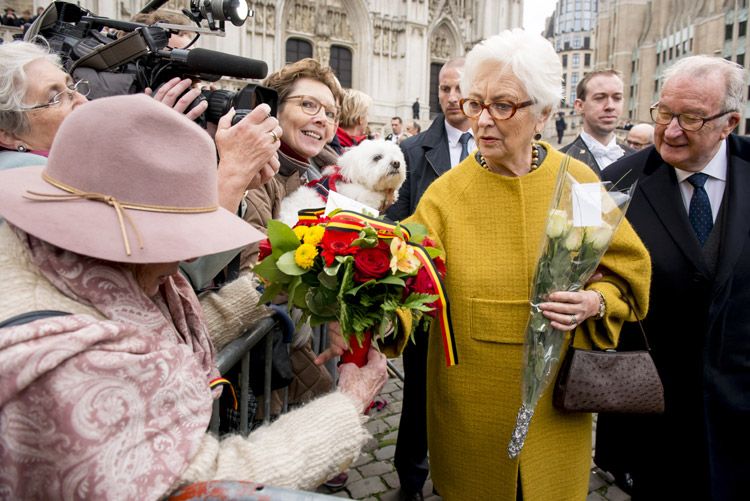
[445,121,475,168]
[580,131,625,170]
[674,139,727,223]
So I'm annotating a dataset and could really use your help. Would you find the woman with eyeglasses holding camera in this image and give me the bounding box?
[240,58,344,266]
[404,30,651,500]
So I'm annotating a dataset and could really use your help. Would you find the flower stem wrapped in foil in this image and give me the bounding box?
[507,158,637,459]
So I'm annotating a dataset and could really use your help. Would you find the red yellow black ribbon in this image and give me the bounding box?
[209,377,238,410]
[296,208,326,226]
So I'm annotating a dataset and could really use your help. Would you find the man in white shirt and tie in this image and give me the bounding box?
[386,57,473,501]
[561,69,634,176]
[596,55,749,500]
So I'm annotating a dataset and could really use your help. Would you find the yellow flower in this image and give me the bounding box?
[304,225,326,247]
[390,237,421,274]
[546,209,570,239]
[293,226,309,242]
[294,243,318,269]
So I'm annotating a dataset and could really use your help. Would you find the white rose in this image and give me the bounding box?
[546,209,570,239]
[563,227,584,251]
[585,223,613,250]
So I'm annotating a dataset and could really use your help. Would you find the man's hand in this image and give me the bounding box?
[214,104,282,212]
[146,77,207,122]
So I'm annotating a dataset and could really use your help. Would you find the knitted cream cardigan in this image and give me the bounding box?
[0,224,370,492]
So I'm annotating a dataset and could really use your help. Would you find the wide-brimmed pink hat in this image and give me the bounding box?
[0,94,264,263]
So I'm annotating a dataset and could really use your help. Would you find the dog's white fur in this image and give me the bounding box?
[278,139,406,226]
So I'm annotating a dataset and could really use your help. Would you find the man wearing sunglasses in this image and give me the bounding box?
[596,55,748,501]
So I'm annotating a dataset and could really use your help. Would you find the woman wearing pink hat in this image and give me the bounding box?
[0,94,387,500]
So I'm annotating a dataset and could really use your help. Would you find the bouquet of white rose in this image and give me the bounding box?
[507,158,637,459]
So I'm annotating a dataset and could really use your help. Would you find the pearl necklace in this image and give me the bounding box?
[477,143,542,172]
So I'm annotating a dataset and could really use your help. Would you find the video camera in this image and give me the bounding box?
[26,1,277,125]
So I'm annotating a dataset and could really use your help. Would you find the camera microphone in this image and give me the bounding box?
[168,48,268,80]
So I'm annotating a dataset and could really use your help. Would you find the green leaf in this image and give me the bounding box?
[337,260,355,300]
[277,251,307,275]
[351,226,379,248]
[292,282,311,309]
[318,269,339,290]
[324,262,341,276]
[346,279,375,296]
[267,220,302,253]
[253,255,292,284]
[258,281,282,304]
[378,275,405,286]
[403,222,428,243]
[287,276,302,304]
[306,288,338,318]
[426,247,443,259]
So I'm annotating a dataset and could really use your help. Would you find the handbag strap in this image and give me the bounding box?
[570,282,651,351]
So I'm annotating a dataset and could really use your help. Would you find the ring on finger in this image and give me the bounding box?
[269,130,279,143]
[569,314,577,326]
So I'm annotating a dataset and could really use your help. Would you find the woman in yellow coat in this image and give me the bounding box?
[407,29,651,500]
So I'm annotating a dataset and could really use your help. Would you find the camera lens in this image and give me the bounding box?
[203,88,236,124]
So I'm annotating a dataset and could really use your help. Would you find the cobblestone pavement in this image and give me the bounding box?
[316,358,631,501]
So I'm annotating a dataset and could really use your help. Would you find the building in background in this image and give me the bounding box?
[595,0,748,134]
[6,0,523,131]
[544,0,598,140]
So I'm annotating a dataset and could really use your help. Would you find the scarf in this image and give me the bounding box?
[0,228,217,500]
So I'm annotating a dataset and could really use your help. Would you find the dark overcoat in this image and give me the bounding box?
[596,135,750,500]
[386,113,451,221]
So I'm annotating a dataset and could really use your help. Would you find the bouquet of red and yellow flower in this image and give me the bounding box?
[254,209,457,367]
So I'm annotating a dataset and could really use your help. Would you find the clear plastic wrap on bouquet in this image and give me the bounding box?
[507,158,637,459]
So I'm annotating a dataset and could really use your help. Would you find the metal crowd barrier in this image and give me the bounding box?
[209,316,286,435]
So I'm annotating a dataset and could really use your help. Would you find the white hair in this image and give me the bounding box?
[462,28,562,117]
[0,40,61,136]
[628,123,654,142]
[662,55,747,113]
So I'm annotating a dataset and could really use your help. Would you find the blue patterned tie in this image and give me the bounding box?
[458,132,472,162]
[687,173,713,246]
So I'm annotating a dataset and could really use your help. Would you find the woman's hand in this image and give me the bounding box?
[146,77,207,121]
[214,104,282,211]
[338,348,388,413]
[314,321,349,365]
[538,290,601,332]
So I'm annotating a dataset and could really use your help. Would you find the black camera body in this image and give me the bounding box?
[28,1,277,125]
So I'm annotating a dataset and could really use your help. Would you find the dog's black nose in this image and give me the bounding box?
[390,161,401,170]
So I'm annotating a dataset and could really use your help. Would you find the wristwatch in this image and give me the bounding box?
[594,290,606,319]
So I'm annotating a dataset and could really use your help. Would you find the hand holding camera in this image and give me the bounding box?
[215,103,281,211]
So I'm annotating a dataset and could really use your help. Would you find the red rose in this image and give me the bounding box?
[433,256,447,278]
[353,241,391,282]
[257,239,272,261]
[409,266,437,296]
[407,265,442,316]
[320,229,359,266]
[421,236,436,248]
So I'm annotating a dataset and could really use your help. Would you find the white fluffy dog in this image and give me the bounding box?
[278,139,407,226]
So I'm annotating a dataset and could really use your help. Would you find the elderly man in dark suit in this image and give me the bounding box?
[596,55,749,501]
[386,57,473,501]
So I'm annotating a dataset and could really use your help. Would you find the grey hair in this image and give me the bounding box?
[462,29,562,117]
[662,55,747,113]
[0,41,61,136]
